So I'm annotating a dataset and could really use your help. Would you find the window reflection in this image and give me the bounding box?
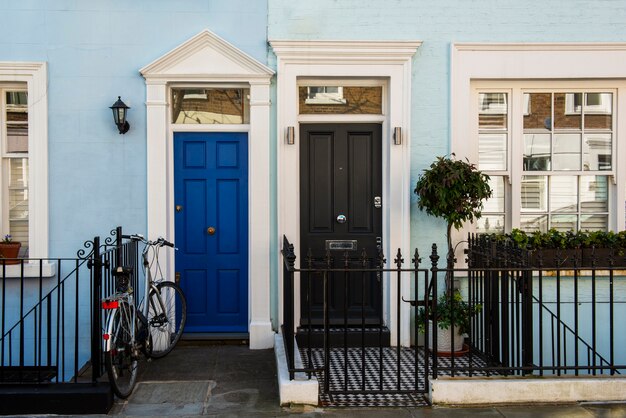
[299,86,382,114]
[171,88,250,124]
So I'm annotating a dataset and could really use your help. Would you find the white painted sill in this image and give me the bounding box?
[0,261,57,279]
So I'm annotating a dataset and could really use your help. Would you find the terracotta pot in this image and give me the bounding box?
[0,242,21,264]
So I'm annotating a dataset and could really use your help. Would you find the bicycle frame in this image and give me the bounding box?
[103,236,173,352]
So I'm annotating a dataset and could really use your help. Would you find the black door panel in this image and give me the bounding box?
[300,124,382,325]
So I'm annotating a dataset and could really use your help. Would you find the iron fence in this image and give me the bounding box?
[281,234,626,400]
[0,227,140,384]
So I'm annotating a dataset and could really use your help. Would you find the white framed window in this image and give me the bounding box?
[0,62,48,258]
[474,83,615,233]
[452,44,626,235]
[1,86,29,255]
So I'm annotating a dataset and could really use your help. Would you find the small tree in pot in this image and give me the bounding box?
[414,155,491,352]
[414,154,492,273]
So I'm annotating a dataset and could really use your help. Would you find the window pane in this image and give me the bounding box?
[483,176,505,213]
[6,90,28,122]
[523,93,551,131]
[9,158,29,248]
[479,93,507,129]
[171,88,250,124]
[580,214,608,231]
[550,176,578,213]
[7,124,28,153]
[524,133,550,171]
[551,214,578,232]
[555,93,582,130]
[299,86,382,114]
[478,133,507,170]
[521,214,548,233]
[522,176,548,212]
[476,215,505,233]
[584,93,612,130]
[553,133,581,170]
[583,133,611,171]
[580,175,608,212]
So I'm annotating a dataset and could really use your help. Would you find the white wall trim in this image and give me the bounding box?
[0,62,48,258]
[270,40,420,347]
[141,30,274,349]
[451,43,626,242]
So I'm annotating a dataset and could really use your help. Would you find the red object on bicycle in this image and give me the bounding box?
[102,300,119,309]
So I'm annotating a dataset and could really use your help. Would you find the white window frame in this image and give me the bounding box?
[0,63,47,258]
[452,44,626,243]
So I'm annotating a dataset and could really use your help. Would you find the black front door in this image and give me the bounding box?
[300,123,383,325]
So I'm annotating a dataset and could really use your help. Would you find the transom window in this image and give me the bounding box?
[1,85,29,255]
[476,86,615,234]
[171,88,250,124]
[298,85,383,115]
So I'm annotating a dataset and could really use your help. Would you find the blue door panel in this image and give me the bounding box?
[174,132,248,333]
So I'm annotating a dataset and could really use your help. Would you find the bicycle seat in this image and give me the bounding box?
[113,266,133,277]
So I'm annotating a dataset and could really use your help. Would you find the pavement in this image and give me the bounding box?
[49,341,626,417]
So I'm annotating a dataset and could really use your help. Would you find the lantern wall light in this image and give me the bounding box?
[110,96,130,134]
[286,126,295,145]
[393,127,402,145]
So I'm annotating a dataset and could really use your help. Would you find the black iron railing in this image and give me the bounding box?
[281,234,626,400]
[0,226,140,384]
[462,233,626,376]
[281,235,434,397]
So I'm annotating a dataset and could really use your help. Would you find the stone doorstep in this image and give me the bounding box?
[274,332,319,406]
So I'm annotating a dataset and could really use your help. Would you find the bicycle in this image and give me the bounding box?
[102,235,187,398]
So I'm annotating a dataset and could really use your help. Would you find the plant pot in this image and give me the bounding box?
[0,242,21,264]
[427,320,464,353]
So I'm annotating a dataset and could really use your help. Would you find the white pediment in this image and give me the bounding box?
[140,29,273,80]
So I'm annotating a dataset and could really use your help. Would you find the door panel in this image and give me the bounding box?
[300,124,382,325]
[174,132,248,333]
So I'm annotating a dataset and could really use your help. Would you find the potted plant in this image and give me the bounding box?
[0,234,21,265]
[414,154,492,284]
[417,291,482,354]
[489,229,626,268]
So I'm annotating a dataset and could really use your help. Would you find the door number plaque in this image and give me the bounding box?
[326,240,358,251]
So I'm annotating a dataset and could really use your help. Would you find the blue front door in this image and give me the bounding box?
[174,132,248,333]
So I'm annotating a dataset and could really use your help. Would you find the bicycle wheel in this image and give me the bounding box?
[147,281,187,358]
[104,303,138,398]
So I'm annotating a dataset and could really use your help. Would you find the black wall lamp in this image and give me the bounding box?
[110,96,130,134]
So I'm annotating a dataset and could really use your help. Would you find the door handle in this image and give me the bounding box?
[207,226,216,235]
[175,272,181,285]
[336,214,347,224]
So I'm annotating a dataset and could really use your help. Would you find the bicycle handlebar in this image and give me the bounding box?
[122,234,175,248]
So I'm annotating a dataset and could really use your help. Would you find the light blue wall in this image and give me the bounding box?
[267,0,626,256]
[266,0,626,331]
[0,0,268,257]
[0,0,268,370]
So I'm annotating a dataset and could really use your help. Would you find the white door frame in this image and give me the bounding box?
[141,30,274,349]
[271,40,421,346]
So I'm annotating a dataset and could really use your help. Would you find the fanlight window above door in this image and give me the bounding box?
[171,88,250,124]
[299,85,383,115]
